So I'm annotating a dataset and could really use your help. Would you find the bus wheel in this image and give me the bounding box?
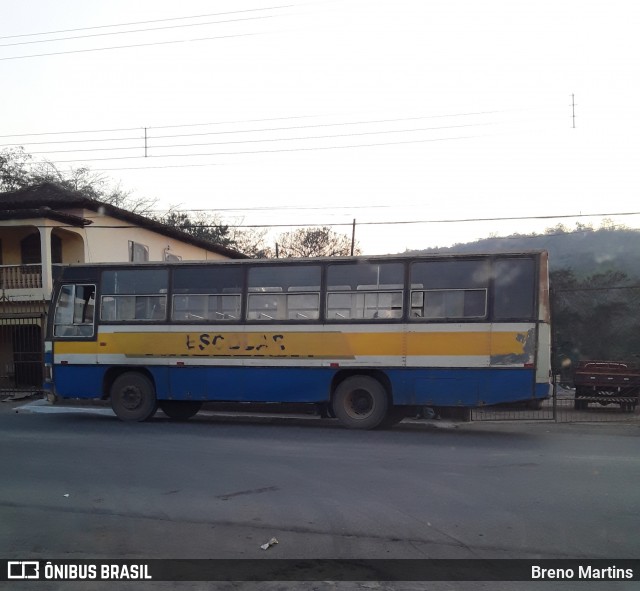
[110,372,157,422]
[333,376,388,430]
[159,401,202,420]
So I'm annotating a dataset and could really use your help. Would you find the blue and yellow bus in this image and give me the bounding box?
[45,252,551,428]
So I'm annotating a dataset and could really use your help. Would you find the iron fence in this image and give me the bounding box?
[473,282,640,423]
[472,381,640,423]
[0,296,47,398]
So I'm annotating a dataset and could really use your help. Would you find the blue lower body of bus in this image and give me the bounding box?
[51,364,550,407]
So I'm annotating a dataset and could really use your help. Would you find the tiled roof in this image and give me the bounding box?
[0,182,247,259]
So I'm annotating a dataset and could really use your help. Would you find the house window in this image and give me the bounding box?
[128,241,149,262]
[20,233,62,265]
[20,233,41,265]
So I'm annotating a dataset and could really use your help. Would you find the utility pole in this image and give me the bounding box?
[350,219,356,256]
[144,127,148,157]
[571,94,576,129]
[275,243,279,258]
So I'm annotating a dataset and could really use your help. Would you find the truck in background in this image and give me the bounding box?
[573,361,640,412]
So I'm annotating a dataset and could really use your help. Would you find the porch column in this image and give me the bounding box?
[38,226,53,298]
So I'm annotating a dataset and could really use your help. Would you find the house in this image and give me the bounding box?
[0,182,245,393]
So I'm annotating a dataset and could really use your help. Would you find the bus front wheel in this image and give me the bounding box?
[159,401,202,420]
[333,376,389,430]
[110,372,157,422]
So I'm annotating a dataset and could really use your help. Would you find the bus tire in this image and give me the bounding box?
[110,372,157,422]
[333,376,389,430]
[159,401,202,420]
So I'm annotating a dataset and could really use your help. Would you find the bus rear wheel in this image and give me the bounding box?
[110,372,157,422]
[159,401,202,420]
[333,376,388,430]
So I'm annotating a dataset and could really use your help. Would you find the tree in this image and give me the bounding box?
[551,268,640,366]
[276,226,359,258]
[156,211,235,248]
[0,147,33,191]
[0,147,157,214]
[230,226,273,258]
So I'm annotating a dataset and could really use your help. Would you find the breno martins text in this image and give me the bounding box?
[532,565,634,580]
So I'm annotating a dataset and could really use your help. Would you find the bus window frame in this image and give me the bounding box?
[323,260,406,324]
[99,267,169,324]
[244,263,322,325]
[410,287,489,321]
[171,293,242,323]
[52,282,97,340]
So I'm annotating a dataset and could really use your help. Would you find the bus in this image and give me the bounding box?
[44,252,551,429]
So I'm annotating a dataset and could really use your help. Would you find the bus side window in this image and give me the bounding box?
[101,270,168,322]
[54,284,96,337]
[171,267,243,322]
[492,258,535,320]
[247,265,321,322]
[410,260,489,321]
[326,263,404,321]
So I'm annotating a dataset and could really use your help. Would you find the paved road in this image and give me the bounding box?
[1,401,639,589]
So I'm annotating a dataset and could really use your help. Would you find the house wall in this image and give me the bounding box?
[0,225,40,265]
[71,209,230,263]
[1,211,232,302]
[55,228,85,264]
[1,211,231,268]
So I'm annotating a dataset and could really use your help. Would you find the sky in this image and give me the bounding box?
[1,0,640,255]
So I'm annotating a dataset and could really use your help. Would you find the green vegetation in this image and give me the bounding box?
[409,222,640,367]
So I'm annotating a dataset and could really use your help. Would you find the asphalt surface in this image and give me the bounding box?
[1,399,639,590]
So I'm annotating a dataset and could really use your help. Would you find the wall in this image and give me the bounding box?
[76,210,229,263]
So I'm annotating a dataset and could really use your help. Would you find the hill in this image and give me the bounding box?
[409,226,640,278]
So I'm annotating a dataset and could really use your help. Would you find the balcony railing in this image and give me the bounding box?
[0,264,43,290]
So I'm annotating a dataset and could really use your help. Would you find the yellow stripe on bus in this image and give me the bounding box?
[54,329,532,359]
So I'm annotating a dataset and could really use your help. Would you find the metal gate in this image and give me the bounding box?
[471,380,640,423]
[0,297,47,398]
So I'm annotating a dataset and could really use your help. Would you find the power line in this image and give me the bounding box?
[148,204,409,213]
[149,111,502,140]
[0,109,502,143]
[61,212,640,230]
[0,115,322,140]
[0,31,258,62]
[0,14,281,48]
[24,123,493,155]
[35,133,491,164]
[0,5,293,40]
